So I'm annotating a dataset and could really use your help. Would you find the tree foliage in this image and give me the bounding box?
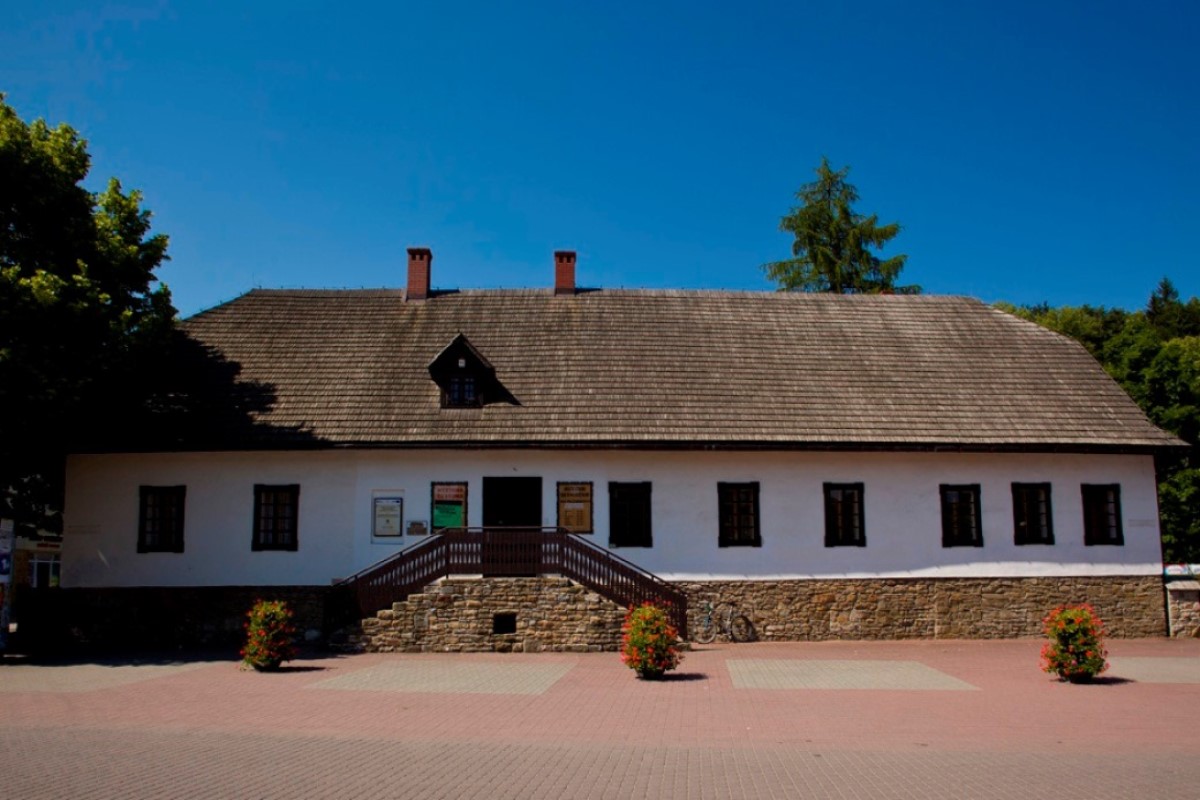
[0,94,176,530]
[764,157,918,294]
[1002,279,1200,562]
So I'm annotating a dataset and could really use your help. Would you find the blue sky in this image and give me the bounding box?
[3,2,1196,317]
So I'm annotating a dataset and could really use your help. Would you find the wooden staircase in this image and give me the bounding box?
[333,527,688,634]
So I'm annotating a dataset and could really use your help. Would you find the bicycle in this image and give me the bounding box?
[692,600,755,644]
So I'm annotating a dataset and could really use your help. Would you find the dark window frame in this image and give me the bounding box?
[718,482,761,548]
[608,482,652,548]
[253,484,300,552]
[1012,482,1054,545]
[1082,484,1124,546]
[138,485,186,553]
[824,482,865,547]
[940,484,982,548]
[442,374,482,408]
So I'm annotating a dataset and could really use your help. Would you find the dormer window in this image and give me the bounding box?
[429,333,505,409]
[446,374,479,408]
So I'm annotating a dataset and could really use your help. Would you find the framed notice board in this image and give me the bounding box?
[372,496,404,538]
[557,481,593,533]
[431,482,468,531]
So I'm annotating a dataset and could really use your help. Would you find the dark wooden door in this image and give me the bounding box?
[482,477,542,527]
[482,477,542,575]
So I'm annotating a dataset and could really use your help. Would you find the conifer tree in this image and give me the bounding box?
[764,157,917,294]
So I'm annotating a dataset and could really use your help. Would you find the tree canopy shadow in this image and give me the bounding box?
[89,329,322,451]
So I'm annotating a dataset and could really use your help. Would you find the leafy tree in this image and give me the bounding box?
[764,157,917,294]
[1143,337,1200,444]
[0,94,175,531]
[1159,467,1200,563]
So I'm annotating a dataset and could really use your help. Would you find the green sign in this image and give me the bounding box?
[433,501,464,529]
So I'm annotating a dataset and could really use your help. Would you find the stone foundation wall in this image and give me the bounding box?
[1166,580,1200,638]
[679,576,1167,640]
[11,585,332,653]
[12,575,1168,654]
[354,577,626,653]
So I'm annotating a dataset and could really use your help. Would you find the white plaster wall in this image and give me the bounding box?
[62,451,356,587]
[62,449,1163,587]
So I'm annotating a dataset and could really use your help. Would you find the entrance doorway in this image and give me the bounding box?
[481,477,543,576]
[482,477,542,527]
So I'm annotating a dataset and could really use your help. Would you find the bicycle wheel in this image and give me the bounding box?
[729,613,755,643]
[693,615,717,644]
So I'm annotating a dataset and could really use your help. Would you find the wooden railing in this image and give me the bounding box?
[335,527,688,634]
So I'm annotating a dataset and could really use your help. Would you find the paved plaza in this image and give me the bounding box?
[2,638,1199,799]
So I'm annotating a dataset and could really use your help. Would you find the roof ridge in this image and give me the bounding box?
[228,287,985,301]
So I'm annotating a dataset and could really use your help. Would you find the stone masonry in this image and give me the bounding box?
[680,576,1167,640]
[356,577,627,653]
[1166,580,1200,638]
[351,574,1167,653]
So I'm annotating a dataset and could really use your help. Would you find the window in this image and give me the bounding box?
[444,374,479,408]
[609,482,652,547]
[138,486,186,553]
[824,483,865,547]
[429,334,497,409]
[30,553,61,588]
[253,484,300,551]
[1012,483,1054,545]
[718,482,761,547]
[1082,484,1123,546]
[940,484,982,547]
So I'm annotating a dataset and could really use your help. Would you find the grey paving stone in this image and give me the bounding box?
[1107,656,1200,683]
[727,659,979,691]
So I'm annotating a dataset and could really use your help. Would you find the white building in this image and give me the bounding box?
[60,250,1182,645]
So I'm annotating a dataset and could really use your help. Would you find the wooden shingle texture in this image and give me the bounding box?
[180,289,1181,451]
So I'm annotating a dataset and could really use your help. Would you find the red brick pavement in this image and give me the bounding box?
[2,638,1198,799]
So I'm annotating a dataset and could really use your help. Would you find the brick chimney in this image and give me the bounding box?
[554,250,576,295]
[407,247,431,301]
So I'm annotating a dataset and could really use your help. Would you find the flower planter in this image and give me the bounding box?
[1040,605,1108,683]
[241,599,297,672]
[621,603,682,680]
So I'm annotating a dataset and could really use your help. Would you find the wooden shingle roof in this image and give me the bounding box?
[179,288,1182,451]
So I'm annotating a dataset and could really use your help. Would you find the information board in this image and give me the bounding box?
[372,497,404,537]
[557,482,593,533]
[431,483,467,531]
